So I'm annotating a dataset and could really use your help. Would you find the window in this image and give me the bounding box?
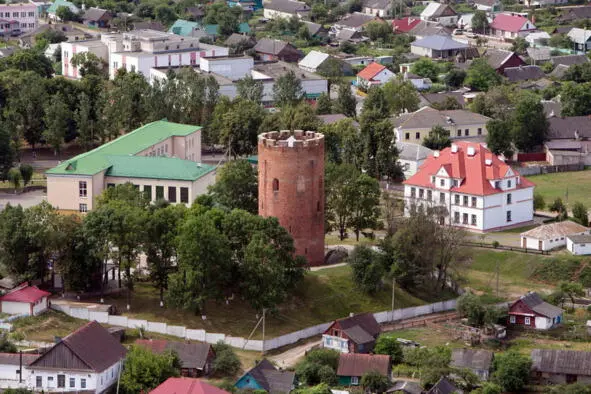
[463,213,468,224]
[410,187,416,198]
[79,203,87,213]
[58,375,65,388]
[131,65,136,72]
[507,193,512,204]
[351,377,359,385]
[508,179,512,188]
[506,211,512,222]
[419,189,424,199]
[272,178,279,192]
[144,185,152,200]
[415,132,420,140]
[405,132,409,140]
[29,11,34,16]
[439,192,445,204]
[168,186,177,203]
[477,128,482,135]
[113,61,118,69]
[455,195,460,205]
[317,201,321,212]
[453,179,459,187]
[510,315,516,323]
[431,176,436,184]
[36,376,42,388]
[440,179,444,187]
[457,129,461,137]
[180,187,189,203]
[454,211,460,223]
[463,196,468,206]
[70,377,75,388]
[81,379,86,389]
[471,197,476,207]
[79,181,87,197]
[464,129,469,136]
[494,181,500,189]
[471,214,477,226]
[427,190,432,201]
[107,183,115,188]
[156,186,164,200]
[525,317,531,325]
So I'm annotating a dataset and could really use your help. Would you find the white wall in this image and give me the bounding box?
[535,316,551,330]
[0,363,30,382]
[322,335,349,353]
[410,45,432,57]
[1,302,29,315]
[28,361,122,393]
[567,238,591,255]
[32,297,48,316]
[200,57,253,80]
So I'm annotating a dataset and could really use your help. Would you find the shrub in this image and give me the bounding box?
[212,341,241,377]
[374,335,404,364]
[492,351,531,392]
[361,370,389,393]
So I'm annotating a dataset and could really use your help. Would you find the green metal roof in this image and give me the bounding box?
[204,22,251,36]
[247,155,258,165]
[47,0,78,14]
[105,156,215,181]
[47,120,201,176]
[168,19,200,37]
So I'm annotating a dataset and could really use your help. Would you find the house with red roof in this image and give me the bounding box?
[392,17,421,33]
[151,378,230,394]
[356,62,395,89]
[403,142,535,232]
[0,284,50,316]
[490,13,536,39]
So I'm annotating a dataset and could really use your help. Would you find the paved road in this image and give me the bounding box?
[0,189,46,209]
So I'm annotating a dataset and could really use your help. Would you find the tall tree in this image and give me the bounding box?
[315,92,333,115]
[70,52,106,78]
[422,125,451,151]
[0,124,14,180]
[359,110,401,180]
[410,58,439,81]
[486,119,514,158]
[561,82,591,116]
[511,92,548,152]
[320,119,363,167]
[334,82,357,118]
[19,164,33,187]
[349,174,381,241]
[217,98,265,158]
[75,92,99,150]
[43,94,72,156]
[382,78,420,115]
[465,59,502,92]
[207,159,258,213]
[572,202,588,226]
[325,163,359,240]
[492,351,531,392]
[471,10,489,33]
[8,73,47,149]
[347,245,384,294]
[120,346,180,394]
[236,75,264,103]
[273,70,304,107]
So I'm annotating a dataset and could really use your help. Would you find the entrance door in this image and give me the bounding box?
[538,240,543,251]
[522,237,526,248]
[566,374,577,384]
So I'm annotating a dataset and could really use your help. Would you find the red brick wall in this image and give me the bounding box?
[258,132,325,265]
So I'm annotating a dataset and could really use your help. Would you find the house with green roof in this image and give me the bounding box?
[46,120,215,213]
[47,0,80,20]
[168,19,201,37]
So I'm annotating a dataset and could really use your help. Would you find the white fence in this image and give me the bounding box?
[50,299,457,352]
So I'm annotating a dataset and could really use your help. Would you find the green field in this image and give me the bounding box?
[528,170,591,209]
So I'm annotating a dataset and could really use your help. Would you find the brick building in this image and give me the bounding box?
[258,130,325,266]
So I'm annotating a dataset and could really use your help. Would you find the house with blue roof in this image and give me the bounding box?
[235,360,295,394]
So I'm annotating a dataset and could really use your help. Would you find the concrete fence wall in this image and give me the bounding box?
[50,299,457,352]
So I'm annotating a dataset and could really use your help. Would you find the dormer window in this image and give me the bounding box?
[495,181,500,189]
[440,179,445,187]
[431,176,436,184]
[507,179,512,188]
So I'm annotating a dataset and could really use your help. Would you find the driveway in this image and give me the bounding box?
[0,189,46,209]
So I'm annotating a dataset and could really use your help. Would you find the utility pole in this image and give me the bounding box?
[391,277,396,322]
[262,308,267,355]
[496,259,499,298]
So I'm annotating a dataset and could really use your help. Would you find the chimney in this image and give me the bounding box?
[485,158,492,166]
[467,146,476,156]
[349,312,354,317]
[451,144,458,153]
[433,150,440,157]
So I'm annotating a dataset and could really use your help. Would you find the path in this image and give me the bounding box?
[0,189,46,209]
[269,339,322,368]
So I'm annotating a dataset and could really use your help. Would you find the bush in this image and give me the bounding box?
[318,365,337,386]
[212,341,242,377]
[492,351,531,392]
[295,349,340,386]
[305,348,340,371]
[373,335,404,364]
[361,370,389,393]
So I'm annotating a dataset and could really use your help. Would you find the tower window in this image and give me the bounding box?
[317,201,320,212]
[272,178,279,192]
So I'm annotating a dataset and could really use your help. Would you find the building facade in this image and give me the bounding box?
[46,121,214,213]
[403,142,535,232]
[258,130,325,266]
[508,292,563,330]
[0,2,37,34]
[520,221,589,251]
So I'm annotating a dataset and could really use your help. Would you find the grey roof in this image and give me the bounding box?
[545,140,581,150]
[411,35,467,51]
[337,12,376,28]
[392,107,491,129]
[387,381,423,394]
[397,142,433,161]
[531,349,591,376]
[410,21,451,37]
[344,325,376,344]
[254,38,291,55]
[304,21,324,36]
[335,28,365,42]
[484,48,519,69]
[558,6,591,22]
[224,33,256,47]
[264,0,310,14]
[550,54,589,67]
[136,340,211,370]
[364,0,390,10]
[504,65,545,82]
[516,292,564,319]
[427,377,459,394]
[83,7,110,22]
[554,26,573,34]
[421,2,456,18]
[451,349,493,371]
[243,359,295,393]
[568,27,591,44]
[133,21,166,31]
[548,116,591,139]
[253,60,322,80]
[549,63,569,79]
[318,114,359,128]
[568,234,591,243]
[0,353,38,366]
[526,47,551,62]
[421,92,465,108]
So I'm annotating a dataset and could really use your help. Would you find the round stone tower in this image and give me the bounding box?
[258,130,325,266]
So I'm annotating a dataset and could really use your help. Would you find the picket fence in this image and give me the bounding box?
[51,299,457,352]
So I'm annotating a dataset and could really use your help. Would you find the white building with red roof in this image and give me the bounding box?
[490,13,536,39]
[0,284,50,316]
[403,142,535,232]
[356,62,395,89]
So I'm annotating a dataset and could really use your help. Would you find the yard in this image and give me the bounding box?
[528,169,591,209]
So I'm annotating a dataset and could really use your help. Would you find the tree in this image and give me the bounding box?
[315,92,333,115]
[19,164,33,187]
[208,159,258,213]
[486,119,514,158]
[361,371,390,393]
[296,349,340,386]
[4,389,34,394]
[75,92,100,150]
[8,73,47,149]
[492,351,531,392]
[56,5,77,21]
[470,85,517,121]
[334,82,357,118]
[7,168,21,193]
[155,5,177,26]
[443,69,467,89]
[549,33,573,49]
[561,82,591,116]
[216,99,265,158]
[326,163,358,240]
[471,10,489,33]
[431,96,463,110]
[382,78,420,115]
[511,92,548,152]
[349,174,381,241]
[2,50,54,78]
[534,193,545,211]
[36,29,67,44]
[120,346,180,394]
[465,59,502,92]
[273,70,304,107]
[410,58,439,82]
[359,110,401,180]
[511,37,530,54]
[70,52,106,78]
[236,75,263,103]
[212,341,241,377]
[572,201,588,226]
[0,125,14,180]
[558,281,584,306]
[373,336,404,364]
[422,125,451,151]
[364,21,394,42]
[320,119,363,167]
[403,346,452,387]
[457,293,503,327]
[549,198,568,220]
[43,94,71,156]
[348,245,384,294]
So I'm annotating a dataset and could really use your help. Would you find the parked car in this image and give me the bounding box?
[10,29,21,37]
[453,29,464,35]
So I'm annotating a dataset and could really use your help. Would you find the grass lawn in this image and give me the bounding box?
[95,266,425,339]
[528,170,591,208]
[11,310,88,343]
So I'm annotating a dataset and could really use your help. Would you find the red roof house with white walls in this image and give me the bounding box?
[0,284,50,316]
[356,62,395,89]
[403,142,535,232]
[490,13,536,39]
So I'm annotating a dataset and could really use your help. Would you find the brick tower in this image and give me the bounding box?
[258,130,325,266]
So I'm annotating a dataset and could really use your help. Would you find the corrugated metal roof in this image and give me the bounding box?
[411,35,467,51]
[298,50,329,70]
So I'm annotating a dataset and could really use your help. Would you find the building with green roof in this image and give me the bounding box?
[47,0,79,19]
[47,120,215,213]
[168,19,200,37]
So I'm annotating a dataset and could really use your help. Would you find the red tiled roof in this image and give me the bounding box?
[490,14,531,33]
[392,17,421,33]
[150,378,230,394]
[357,62,386,81]
[0,285,50,303]
[403,142,535,196]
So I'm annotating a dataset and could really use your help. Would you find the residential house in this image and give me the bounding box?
[169,19,200,36]
[337,353,391,386]
[322,313,380,354]
[299,50,352,75]
[340,55,374,66]
[0,284,50,316]
[27,321,127,393]
[548,115,591,141]
[235,359,295,393]
[410,35,469,59]
[303,21,328,38]
[489,13,536,39]
[202,23,251,40]
[184,5,206,20]
[393,106,491,144]
[567,234,591,255]
[420,91,466,109]
[482,48,525,74]
[356,62,395,89]
[403,72,432,90]
[387,381,423,394]
[457,13,492,31]
[151,378,231,394]
[0,353,38,384]
[531,349,591,385]
[46,120,214,213]
[254,38,301,62]
[525,31,550,46]
[568,28,591,52]
[451,349,493,381]
[136,340,214,377]
[427,377,461,394]
[47,0,79,21]
[82,7,111,28]
[558,6,591,24]
[520,221,589,251]
[318,114,359,128]
[420,2,458,27]
[224,33,256,51]
[409,20,452,39]
[263,0,310,20]
[333,12,376,32]
[0,2,38,34]
[392,17,421,34]
[334,28,368,43]
[403,142,535,232]
[228,0,262,12]
[503,65,545,82]
[363,0,391,18]
[474,0,501,12]
[132,20,166,31]
[550,54,589,67]
[397,142,433,179]
[524,0,567,7]
[527,47,552,64]
[508,292,563,330]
